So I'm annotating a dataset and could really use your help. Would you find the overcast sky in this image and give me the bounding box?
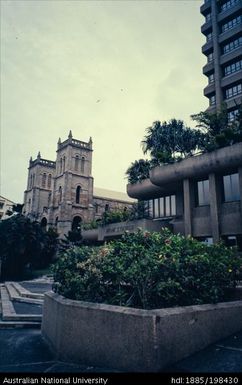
[1,0,207,203]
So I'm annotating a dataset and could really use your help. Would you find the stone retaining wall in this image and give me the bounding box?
[41,292,242,372]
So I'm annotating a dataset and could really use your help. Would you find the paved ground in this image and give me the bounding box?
[167,330,242,372]
[13,301,43,315]
[0,329,113,373]
[1,278,242,373]
[20,282,52,294]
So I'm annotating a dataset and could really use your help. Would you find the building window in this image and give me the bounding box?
[205,13,211,22]
[225,83,242,99]
[148,195,176,219]
[81,157,85,173]
[60,158,63,174]
[75,155,79,171]
[55,216,58,228]
[28,198,31,209]
[223,235,242,251]
[33,174,35,186]
[47,174,52,188]
[95,203,99,213]
[42,173,47,188]
[207,52,214,63]
[63,156,66,172]
[224,59,242,76]
[223,173,240,202]
[59,186,62,204]
[220,0,239,12]
[221,15,242,33]
[208,73,215,84]
[0,202,4,209]
[30,175,33,188]
[197,237,213,245]
[76,186,81,204]
[197,179,210,206]
[222,36,242,54]
[105,204,109,211]
[209,94,216,106]
[228,109,239,122]
[206,32,213,42]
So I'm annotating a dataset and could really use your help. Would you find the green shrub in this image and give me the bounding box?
[0,214,58,280]
[52,229,241,309]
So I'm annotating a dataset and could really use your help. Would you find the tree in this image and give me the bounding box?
[141,119,205,164]
[0,215,58,280]
[191,104,242,151]
[125,159,151,184]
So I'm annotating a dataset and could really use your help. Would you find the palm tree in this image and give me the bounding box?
[126,159,151,184]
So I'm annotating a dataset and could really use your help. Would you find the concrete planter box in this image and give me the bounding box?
[42,292,242,372]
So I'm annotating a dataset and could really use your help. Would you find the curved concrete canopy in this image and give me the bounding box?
[150,143,242,187]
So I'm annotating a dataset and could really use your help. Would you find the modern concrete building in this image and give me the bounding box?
[23,132,134,237]
[0,196,15,220]
[127,143,242,249]
[201,0,242,118]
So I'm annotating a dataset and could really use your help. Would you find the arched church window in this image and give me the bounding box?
[59,186,62,204]
[76,186,81,204]
[28,198,31,209]
[63,156,66,172]
[55,216,58,228]
[60,158,63,174]
[42,173,47,188]
[105,204,109,211]
[75,155,79,171]
[81,157,85,173]
[47,174,52,188]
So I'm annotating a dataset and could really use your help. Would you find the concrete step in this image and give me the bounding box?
[5,282,43,305]
[0,285,42,323]
[10,282,44,300]
[0,321,41,329]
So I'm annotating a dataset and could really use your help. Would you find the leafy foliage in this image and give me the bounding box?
[142,119,205,164]
[83,203,150,230]
[53,229,241,309]
[125,159,151,184]
[0,215,58,279]
[191,104,242,151]
[126,107,242,184]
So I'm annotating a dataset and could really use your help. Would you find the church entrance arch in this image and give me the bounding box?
[72,216,82,231]
[41,217,47,230]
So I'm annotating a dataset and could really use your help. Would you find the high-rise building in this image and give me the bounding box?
[201,0,242,119]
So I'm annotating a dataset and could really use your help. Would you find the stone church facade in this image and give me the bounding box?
[23,131,134,236]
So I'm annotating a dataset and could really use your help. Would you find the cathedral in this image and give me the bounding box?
[23,131,134,236]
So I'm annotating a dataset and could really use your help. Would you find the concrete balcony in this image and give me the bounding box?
[201,19,212,35]
[200,1,211,16]
[221,70,242,88]
[203,61,215,75]
[202,40,213,55]
[220,48,242,66]
[225,94,242,109]
[219,24,242,44]
[204,82,216,97]
[218,3,242,23]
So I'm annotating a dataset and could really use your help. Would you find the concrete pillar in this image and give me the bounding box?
[209,173,220,243]
[211,0,223,109]
[183,179,192,236]
[238,167,242,229]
